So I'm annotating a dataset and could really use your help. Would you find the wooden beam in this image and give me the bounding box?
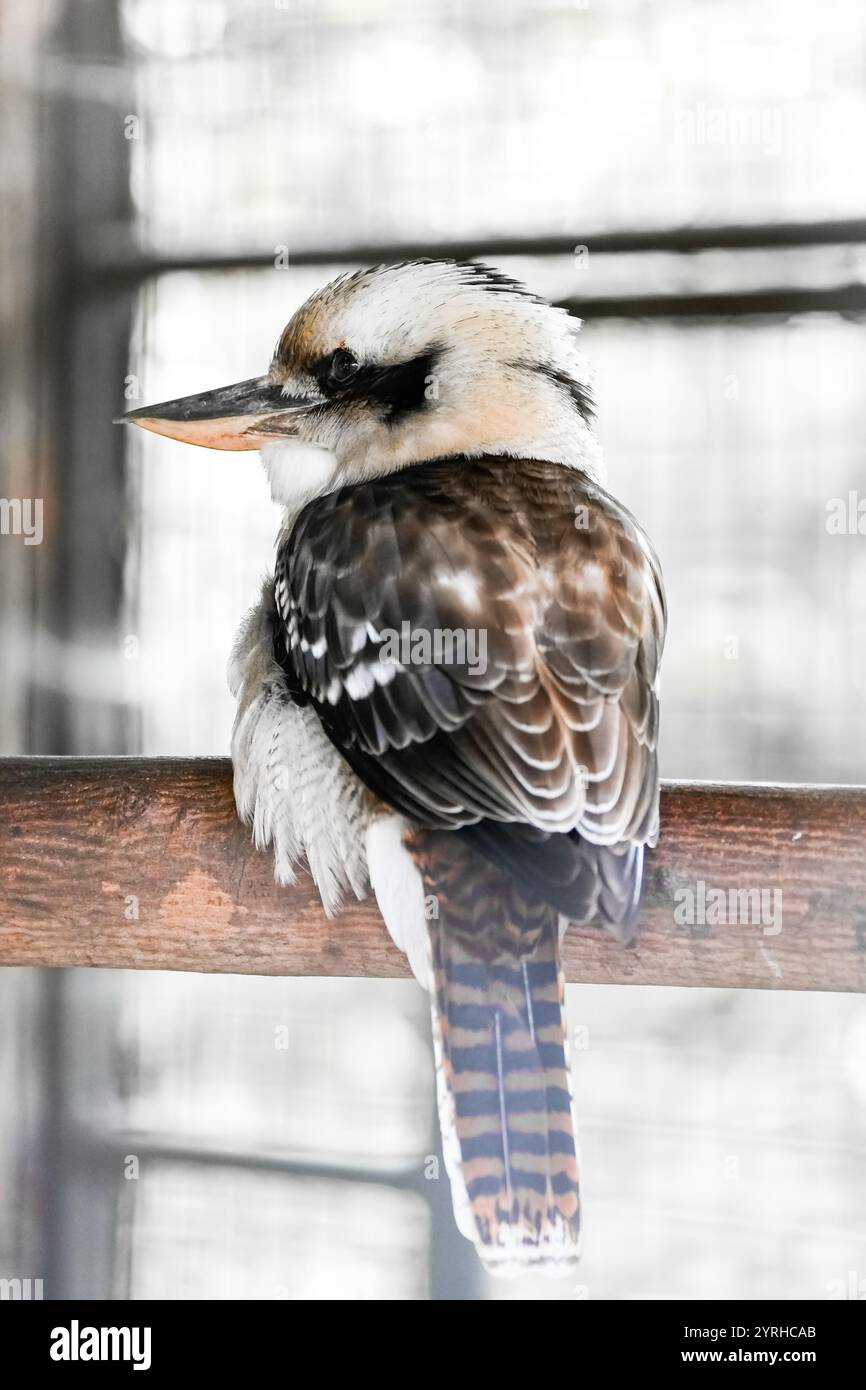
[79,218,866,285]
[1,758,864,993]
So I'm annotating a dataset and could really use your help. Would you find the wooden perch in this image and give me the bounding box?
[0,758,864,992]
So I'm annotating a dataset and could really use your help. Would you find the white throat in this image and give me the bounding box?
[260,440,340,510]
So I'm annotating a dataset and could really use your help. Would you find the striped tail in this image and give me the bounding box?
[417,835,581,1277]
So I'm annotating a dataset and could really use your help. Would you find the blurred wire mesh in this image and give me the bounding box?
[1,0,866,1301]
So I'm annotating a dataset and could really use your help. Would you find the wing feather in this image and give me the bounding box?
[273,456,665,929]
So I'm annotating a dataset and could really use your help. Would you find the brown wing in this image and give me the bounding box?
[275,454,665,929]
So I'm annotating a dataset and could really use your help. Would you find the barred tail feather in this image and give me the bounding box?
[428,896,581,1277]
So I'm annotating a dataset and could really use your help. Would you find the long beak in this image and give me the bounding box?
[115,376,321,451]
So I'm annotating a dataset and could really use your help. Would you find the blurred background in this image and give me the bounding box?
[2,0,866,1300]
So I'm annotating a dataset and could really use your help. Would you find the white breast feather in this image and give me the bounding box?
[228,580,369,914]
[365,815,431,989]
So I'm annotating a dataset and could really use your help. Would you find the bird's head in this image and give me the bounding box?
[121,259,603,507]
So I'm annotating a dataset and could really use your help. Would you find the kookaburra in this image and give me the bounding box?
[122,260,666,1277]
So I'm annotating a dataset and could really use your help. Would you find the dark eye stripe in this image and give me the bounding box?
[310,346,443,424]
[507,358,595,425]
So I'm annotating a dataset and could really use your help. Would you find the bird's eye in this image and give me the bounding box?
[328,347,360,386]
